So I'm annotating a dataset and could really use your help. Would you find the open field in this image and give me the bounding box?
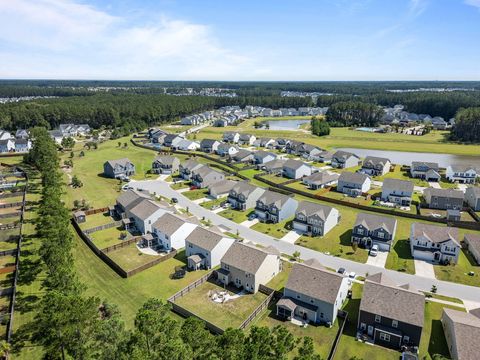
[250,218,292,239]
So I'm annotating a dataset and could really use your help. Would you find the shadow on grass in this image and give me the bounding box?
[392,239,413,261]
[462,249,480,267]
[427,319,450,359]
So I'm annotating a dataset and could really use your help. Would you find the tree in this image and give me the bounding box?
[271,325,296,359]
[352,242,358,253]
[431,285,438,294]
[71,175,83,188]
[61,136,75,149]
[292,251,301,261]
[311,117,330,136]
[0,340,11,360]
[118,142,122,147]
[79,150,85,157]
[216,329,245,360]
[451,107,480,142]
[294,337,321,360]
[181,317,217,360]
[69,151,74,158]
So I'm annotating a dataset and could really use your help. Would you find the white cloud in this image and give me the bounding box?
[0,0,257,79]
[408,0,428,17]
[465,0,480,8]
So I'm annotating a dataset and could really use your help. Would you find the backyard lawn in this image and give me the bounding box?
[218,208,253,223]
[174,280,268,330]
[260,173,290,184]
[78,211,115,230]
[434,249,480,287]
[250,218,292,239]
[265,262,292,291]
[106,243,159,271]
[89,225,127,249]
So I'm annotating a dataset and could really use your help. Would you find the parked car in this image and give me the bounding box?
[171,197,178,204]
[369,244,379,257]
[337,267,346,275]
[348,272,356,279]
[190,185,198,190]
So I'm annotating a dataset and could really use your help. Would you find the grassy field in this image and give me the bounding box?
[250,218,292,239]
[434,249,480,287]
[105,243,160,271]
[183,188,208,201]
[89,225,126,249]
[78,211,115,230]
[174,281,268,330]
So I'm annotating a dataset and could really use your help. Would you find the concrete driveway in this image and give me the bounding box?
[414,260,436,279]
[240,218,259,228]
[457,184,468,192]
[280,230,302,244]
[366,250,389,268]
[192,197,208,204]
[428,181,442,189]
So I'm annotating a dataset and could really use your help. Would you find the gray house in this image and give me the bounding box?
[238,133,256,145]
[465,186,480,211]
[381,178,414,206]
[103,158,135,179]
[331,151,360,169]
[186,227,235,270]
[360,156,391,176]
[464,233,480,264]
[442,308,480,360]
[277,259,349,325]
[351,213,398,251]
[191,166,225,188]
[410,162,440,181]
[292,201,340,237]
[254,151,277,165]
[228,182,266,211]
[179,159,204,180]
[302,171,339,190]
[114,189,151,216]
[208,179,237,199]
[358,273,424,350]
[255,190,298,223]
[232,149,254,163]
[337,172,371,197]
[200,139,221,153]
[261,159,287,174]
[423,188,464,210]
[216,143,239,157]
[282,159,312,179]
[163,134,182,147]
[410,223,460,264]
[222,131,240,143]
[151,155,180,174]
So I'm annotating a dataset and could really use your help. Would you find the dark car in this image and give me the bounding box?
[171,266,186,279]
[171,197,178,204]
[337,267,346,275]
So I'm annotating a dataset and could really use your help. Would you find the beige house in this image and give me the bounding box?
[442,308,480,360]
[464,233,480,265]
[217,242,281,293]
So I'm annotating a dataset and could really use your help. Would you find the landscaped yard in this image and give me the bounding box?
[250,218,292,239]
[106,243,159,271]
[174,280,268,330]
[434,249,480,287]
[200,197,226,210]
[183,188,209,201]
[385,239,415,274]
[78,212,115,230]
[89,225,127,249]
[218,208,253,223]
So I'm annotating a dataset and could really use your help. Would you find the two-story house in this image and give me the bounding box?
[238,133,256,146]
[381,178,414,206]
[217,242,281,293]
[360,156,391,176]
[358,273,424,350]
[282,159,312,179]
[151,155,180,174]
[191,166,225,188]
[114,189,151,217]
[331,150,360,169]
[261,159,287,174]
[464,233,480,265]
[253,137,276,148]
[302,171,339,190]
[186,227,235,270]
[179,159,204,180]
[465,186,480,211]
[200,139,221,153]
[216,143,239,157]
[337,172,371,197]
[175,139,200,151]
[103,158,135,179]
[410,223,460,264]
[228,182,266,211]
[222,131,240,143]
[277,259,349,325]
[410,161,440,181]
[208,179,237,199]
[255,190,298,223]
[442,308,480,360]
[232,149,254,163]
[254,151,277,165]
[446,165,477,184]
[292,201,339,236]
[423,188,464,210]
[127,198,173,234]
[152,212,197,251]
[351,213,398,251]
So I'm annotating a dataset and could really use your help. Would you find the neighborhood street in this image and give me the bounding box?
[130,178,480,303]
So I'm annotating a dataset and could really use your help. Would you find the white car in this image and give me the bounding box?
[369,244,379,257]
[348,272,356,279]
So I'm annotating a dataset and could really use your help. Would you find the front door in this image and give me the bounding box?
[367,326,374,337]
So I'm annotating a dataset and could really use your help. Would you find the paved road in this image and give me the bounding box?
[130,178,480,303]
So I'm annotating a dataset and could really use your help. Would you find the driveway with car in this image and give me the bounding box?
[366,250,389,268]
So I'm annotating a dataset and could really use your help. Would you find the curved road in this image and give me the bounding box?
[130,178,480,304]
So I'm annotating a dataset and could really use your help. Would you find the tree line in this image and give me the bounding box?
[450,107,480,142]
[325,101,383,127]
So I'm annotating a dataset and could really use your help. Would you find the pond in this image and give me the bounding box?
[265,119,310,130]
[336,147,480,168]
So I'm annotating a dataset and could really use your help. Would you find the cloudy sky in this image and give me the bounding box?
[1,0,480,80]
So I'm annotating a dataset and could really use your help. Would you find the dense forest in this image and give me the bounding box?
[451,107,480,142]
[325,101,383,127]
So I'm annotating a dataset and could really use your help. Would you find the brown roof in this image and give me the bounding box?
[221,242,279,274]
[411,223,459,245]
[285,261,346,304]
[464,233,480,254]
[360,273,425,328]
[186,227,227,251]
[129,199,167,220]
[116,189,150,210]
[152,213,192,236]
[443,308,480,360]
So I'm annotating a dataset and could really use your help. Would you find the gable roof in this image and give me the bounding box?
[424,187,465,200]
[450,164,476,173]
[193,165,223,179]
[230,181,261,197]
[354,212,397,234]
[283,159,308,170]
[254,150,276,159]
[105,158,133,168]
[443,308,480,360]
[464,233,480,254]
[186,227,228,251]
[411,161,439,171]
[116,189,150,210]
[233,149,253,159]
[221,242,279,274]
[263,159,287,170]
[180,159,203,172]
[257,190,293,208]
[360,273,424,328]
[338,171,369,184]
[363,156,390,168]
[333,150,359,161]
[152,212,191,236]
[382,178,414,193]
[303,171,339,184]
[129,199,167,220]
[208,179,237,194]
[200,138,220,147]
[296,201,335,221]
[153,155,178,166]
[466,186,480,198]
[411,223,459,245]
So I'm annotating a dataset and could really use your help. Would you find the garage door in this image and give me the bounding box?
[413,250,434,262]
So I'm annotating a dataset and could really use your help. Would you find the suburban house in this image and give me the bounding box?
[298,144,322,160]
[152,212,197,251]
[151,155,180,174]
[208,179,237,199]
[200,139,221,153]
[175,139,200,151]
[232,149,254,163]
[114,189,151,217]
[228,181,266,211]
[381,178,414,206]
[292,201,339,237]
[186,227,235,270]
[15,129,29,139]
[446,165,477,184]
[423,188,464,210]
[358,273,424,350]
[151,131,166,144]
[216,143,239,157]
[223,131,240,143]
[191,166,225,188]
[331,150,360,169]
[442,308,480,360]
[238,133,256,145]
[0,139,14,153]
[261,159,287,174]
[253,137,276,148]
[282,159,312,179]
[410,162,440,181]
[163,134,183,148]
[255,190,298,223]
[277,259,349,325]
[337,172,371,197]
[360,156,391,176]
[217,242,281,293]
[286,140,303,154]
[351,213,398,251]
[275,138,289,150]
[13,138,32,153]
[103,158,135,179]
[465,186,480,211]
[410,223,460,264]
[464,233,480,265]
[179,159,204,180]
[302,171,339,190]
[310,150,333,163]
[127,198,173,234]
[253,151,277,165]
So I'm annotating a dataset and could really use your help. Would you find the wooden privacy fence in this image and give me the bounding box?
[83,220,122,234]
[327,310,349,360]
[0,202,23,209]
[239,291,275,330]
[0,192,24,199]
[101,236,142,253]
[84,207,109,216]
[0,249,17,257]
[168,271,217,302]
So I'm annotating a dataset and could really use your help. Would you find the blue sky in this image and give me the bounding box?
[1,0,480,80]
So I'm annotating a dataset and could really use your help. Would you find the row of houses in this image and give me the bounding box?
[0,129,32,153]
[381,105,453,129]
[49,123,91,144]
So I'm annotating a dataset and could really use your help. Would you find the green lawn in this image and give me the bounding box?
[105,243,160,271]
[218,208,253,224]
[170,181,189,190]
[260,173,290,184]
[174,280,268,330]
[385,239,415,274]
[265,262,292,291]
[238,169,266,187]
[183,189,208,201]
[89,226,126,249]
[200,197,226,210]
[434,249,480,287]
[250,218,292,239]
[423,292,464,305]
[78,212,115,230]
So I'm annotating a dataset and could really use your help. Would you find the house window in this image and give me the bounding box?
[375,315,381,323]
[379,333,390,342]
[357,228,364,235]
[320,313,324,318]
[403,335,410,343]
[310,299,314,304]
[392,320,398,328]
[360,323,366,330]
[296,295,301,299]
[378,232,384,239]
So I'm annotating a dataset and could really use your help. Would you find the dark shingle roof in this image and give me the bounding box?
[354,213,397,234]
[221,242,279,274]
[442,308,480,360]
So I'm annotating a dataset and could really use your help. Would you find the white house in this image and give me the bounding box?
[186,227,235,270]
[410,223,460,264]
[152,212,197,251]
[446,165,477,184]
[126,199,173,234]
[282,159,312,179]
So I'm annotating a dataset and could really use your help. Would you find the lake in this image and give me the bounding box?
[337,147,480,168]
[265,119,310,130]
